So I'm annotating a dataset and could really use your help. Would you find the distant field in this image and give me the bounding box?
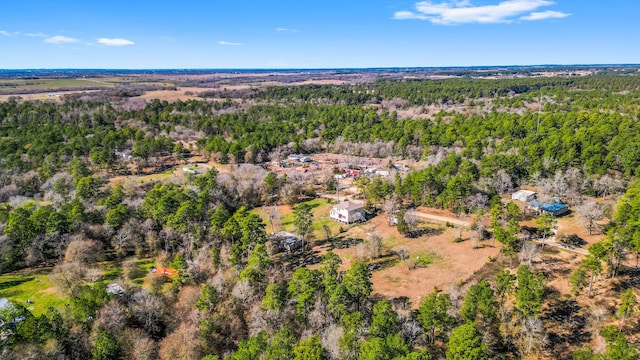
[0,77,176,96]
[0,78,115,93]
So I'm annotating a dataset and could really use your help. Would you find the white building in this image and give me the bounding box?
[106,283,126,296]
[511,190,537,202]
[330,201,366,224]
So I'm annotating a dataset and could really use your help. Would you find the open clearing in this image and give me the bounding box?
[311,213,500,308]
[0,270,64,316]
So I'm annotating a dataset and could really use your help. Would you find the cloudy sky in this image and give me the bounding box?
[0,0,636,68]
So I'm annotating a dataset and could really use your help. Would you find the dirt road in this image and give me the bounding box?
[408,210,470,227]
[530,237,589,255]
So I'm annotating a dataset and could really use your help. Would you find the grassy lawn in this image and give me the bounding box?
[129,258,155,285]
[278,198,343,239]
[412,251,441,268]
[0,271,65,316]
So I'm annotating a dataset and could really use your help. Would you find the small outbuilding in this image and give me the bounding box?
[529,200,569,216]
[512,190,537,202]
[274,231,303,252]
[106,283,125,296]
[345,168,361,176]
[330,201,366,224]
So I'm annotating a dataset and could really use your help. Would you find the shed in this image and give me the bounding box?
[512,190,537,202]
[345,168,361,176]
[106,283,125,296]
[529,200,569,216]
[274,231,303,252]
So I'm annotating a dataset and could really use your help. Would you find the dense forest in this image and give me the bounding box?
[1,72,640,359]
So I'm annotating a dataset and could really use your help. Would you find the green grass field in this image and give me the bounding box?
[0,77,176,95]
[0,78,116,94]
[0,271,65,316]
[256,198,344,240]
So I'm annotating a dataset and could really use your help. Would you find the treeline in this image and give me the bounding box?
[0,99,179,173]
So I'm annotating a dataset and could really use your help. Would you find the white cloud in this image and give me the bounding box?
[276,27,299,32]
[0,30,20,36]
[521,10,570,20]
[218,40,243,46]
[392,11,429,20]
[393,0,569,25]
[25,32,48,37]
[97,38,134,46]
[45,35,79,44]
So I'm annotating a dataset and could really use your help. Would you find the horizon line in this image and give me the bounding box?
[1,63,640,72]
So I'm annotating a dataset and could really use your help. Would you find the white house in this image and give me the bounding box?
[512,190,537,202]
[330,201,366,224]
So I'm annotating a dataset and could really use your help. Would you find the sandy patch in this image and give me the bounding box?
[313,214,498,308]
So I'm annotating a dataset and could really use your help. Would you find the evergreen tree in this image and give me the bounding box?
[446,323,487,360]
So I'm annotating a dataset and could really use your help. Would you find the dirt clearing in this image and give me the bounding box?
[312,214,499,308]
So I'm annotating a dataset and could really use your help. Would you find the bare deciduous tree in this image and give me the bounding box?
[518,316,548,356]
[264,206,281,235]
[130,290,167,338]
[122,329,158,360]
[51,262,87,295]
[64,239,102,264]
[593,174,624,198]
[321,324,344,360]
[158,323,203,360]
[231,280,254,305]
[403,211,418,234]
[367,232,383,260]
[494,170,514,195]
[94,299,128,335]
[576,201,604,235]
[462,193,489,212]
[401,318,423,346]
[394,246,413,270]
[382,195,400,225]
[519,242,541,267]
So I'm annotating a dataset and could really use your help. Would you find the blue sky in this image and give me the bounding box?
[0,0,637,69]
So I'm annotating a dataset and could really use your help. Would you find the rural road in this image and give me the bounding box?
[315,195,587,256]
[316,194,471,227]
[408,210,470,227]
[529,237,589,255]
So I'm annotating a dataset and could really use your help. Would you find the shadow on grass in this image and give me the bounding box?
[330,237,364,249]
[369,254,400,272]
[404,227,444,239]
[283,249,323,269]
[0,289,24,298]
[0,277,34,291]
